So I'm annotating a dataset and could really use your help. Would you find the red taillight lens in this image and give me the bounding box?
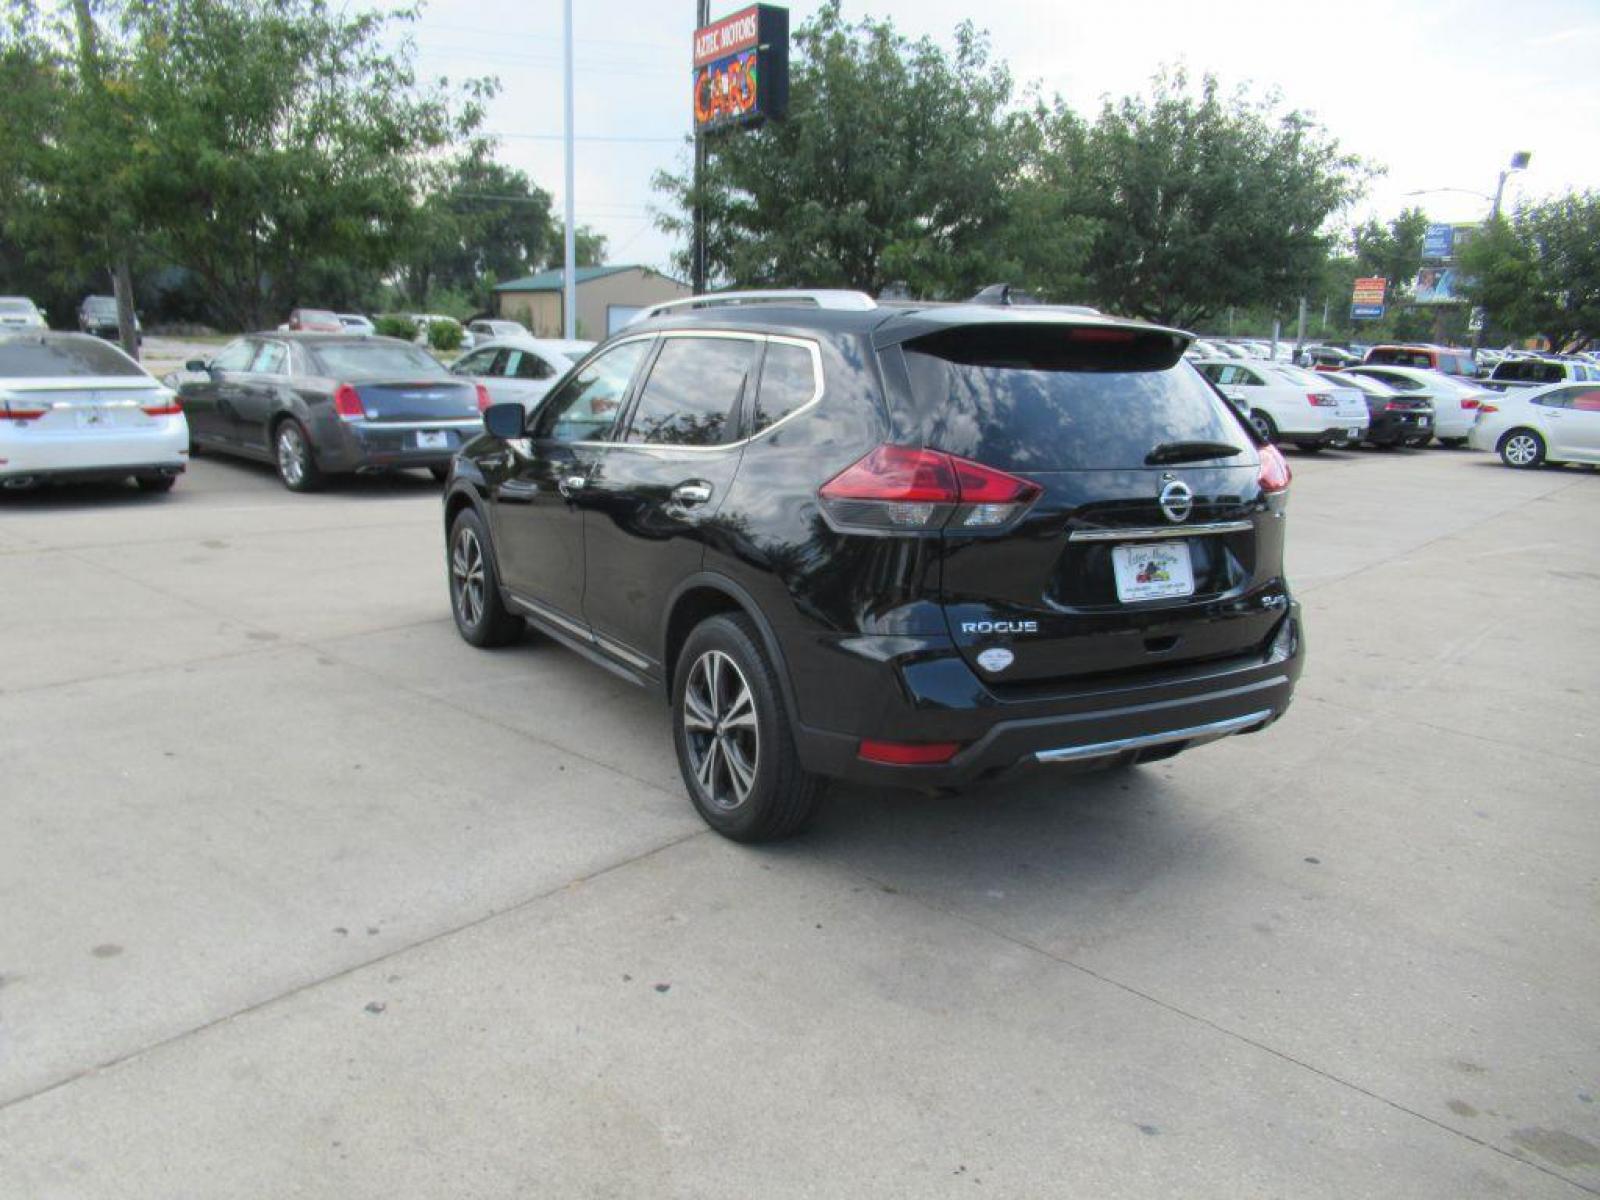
[1460,397,1480,409]
[475,383,491,412]
[1479,403,1498,415]
[1307,393,1336,407]
[333,384,365,419]
[858,739,963,766]
[3,404,48,421]
[1257,443,1291,494]
[819,445,1040,532]
[141,396,182,416]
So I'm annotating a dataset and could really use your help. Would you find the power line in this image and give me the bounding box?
[487,131,683,145]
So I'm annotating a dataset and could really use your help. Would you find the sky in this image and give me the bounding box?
[393,0,1600,278]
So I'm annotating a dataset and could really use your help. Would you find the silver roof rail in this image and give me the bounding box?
[630,289,878,325]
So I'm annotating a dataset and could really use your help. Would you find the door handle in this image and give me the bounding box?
[557,474,587,498]
[671,481,713,506]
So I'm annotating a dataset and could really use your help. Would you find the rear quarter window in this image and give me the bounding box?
[900,327,1252,472]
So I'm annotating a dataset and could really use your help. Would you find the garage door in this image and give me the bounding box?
[607,305,644,335]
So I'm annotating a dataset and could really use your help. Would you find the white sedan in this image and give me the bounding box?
[1338,364,1493,446]
[0,332,187,492]
[448,336,595,412]
[1469,382,1600,468]
[1194,359,1368,450]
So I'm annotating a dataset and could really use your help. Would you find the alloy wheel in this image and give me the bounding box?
[682,649,760,811]
[451,526,486,628]
[1504,432,1539,467]
[277,425,307,487]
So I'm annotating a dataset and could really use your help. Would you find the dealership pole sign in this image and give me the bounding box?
[693,5,789,132]
[1350,276,1387,321]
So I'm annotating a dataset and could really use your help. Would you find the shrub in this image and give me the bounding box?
[428,319,463,352]
[375,314,416,340]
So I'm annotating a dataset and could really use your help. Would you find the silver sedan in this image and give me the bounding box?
[447,336,595,413]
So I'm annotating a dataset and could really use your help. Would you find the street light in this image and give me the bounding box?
[1491,151,1532,220]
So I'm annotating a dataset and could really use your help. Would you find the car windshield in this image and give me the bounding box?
[0,298,36,314]
[84,297,116,314]
[0,336,146,377]
[307,342,448,379]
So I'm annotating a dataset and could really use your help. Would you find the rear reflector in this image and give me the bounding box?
[3,406,47,421]
[1257,443,1291,493]
[858,739,962,765]
[333,384,365,419]
[820,445,1040,533]
[1479,403,1498,415]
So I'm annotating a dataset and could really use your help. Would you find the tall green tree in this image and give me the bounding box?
[1038,70,1366,327]
[654,1,1025,298]
[1351,206,1428,298]
[1464,192,1600,348]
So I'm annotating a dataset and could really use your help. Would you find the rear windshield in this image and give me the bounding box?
[83,297,116,314]
[0,337,145,377]
[901,327,1253,472]
[296,309,339,323]
[1493,360,1564,384]
[307,342,448,380]
[0,298,36,314]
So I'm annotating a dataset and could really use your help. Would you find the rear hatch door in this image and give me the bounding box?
[884,321,1286,686]
[351,379,479,422]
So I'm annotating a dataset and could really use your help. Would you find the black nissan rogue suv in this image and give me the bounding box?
[442,291,1304,841]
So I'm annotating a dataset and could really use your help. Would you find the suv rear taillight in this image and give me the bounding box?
[333,384,365,419]
[1307,393,1336,406]
[1257,444,1291,493]
[819,445,1040,533]
[1478,403,1498,415]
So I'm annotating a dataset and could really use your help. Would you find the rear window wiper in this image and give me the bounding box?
[1145,440,1243,465]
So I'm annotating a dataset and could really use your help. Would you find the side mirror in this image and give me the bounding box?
[482,402,526,440]
[184,358,210,372]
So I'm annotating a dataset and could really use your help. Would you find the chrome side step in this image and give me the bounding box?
[1034,709,1274,764]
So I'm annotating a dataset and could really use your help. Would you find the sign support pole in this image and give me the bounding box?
[692,0,709,296]
[562,0,577,339]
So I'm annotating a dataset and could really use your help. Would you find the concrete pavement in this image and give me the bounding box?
[1,447,1596,1197]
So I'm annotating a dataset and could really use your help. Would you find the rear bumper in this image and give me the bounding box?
[1365,412,1433,443]
[1285,422,1367,447]
[0,420,188,479]
[315,418,481,473]
[790,606,1304,787]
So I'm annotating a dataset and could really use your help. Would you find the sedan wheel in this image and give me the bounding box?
[1249,410,1277,443]
[274,420,323,492]
[1499,429,1545,469]
[682,650,760,812]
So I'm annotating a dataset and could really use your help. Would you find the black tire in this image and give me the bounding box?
[1498,428,1546,469]
[429,465,451,482]
[134,474,176,493]
[273,418,324,492]
[447,507,523,647]
[1249,410,1278,444]
[672,613,822,843]
[1440,437,1467,449]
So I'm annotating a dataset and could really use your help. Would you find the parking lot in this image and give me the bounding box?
[1,447,1597,1197]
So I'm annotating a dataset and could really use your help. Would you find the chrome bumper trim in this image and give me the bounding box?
[1034,708,1275,763]
[1069,520,1254,542]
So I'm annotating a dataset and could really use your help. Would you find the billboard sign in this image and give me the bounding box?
[1412,267,1464,306]
[693,5,789,133]
[1351,277,1387,306]
[1350,304,1385,321]
[1423,223,1455,259]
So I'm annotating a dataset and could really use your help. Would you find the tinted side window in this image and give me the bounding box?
[751,341,818,433]
[508,350,556,381]
[251,343,288,374]
[1533,392,1573,409]
[532,338,651,443]
[212,340,257,372]
[623,336,757,447]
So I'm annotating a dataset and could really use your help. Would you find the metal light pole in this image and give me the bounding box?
[1474,152,1531,351]
[562,0,577,340]
[692,0,709,295]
